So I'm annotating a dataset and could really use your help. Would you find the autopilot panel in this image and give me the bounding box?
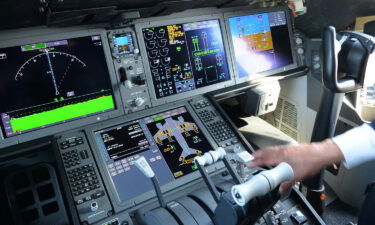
[142,19,231,99]
[94,106,212,202]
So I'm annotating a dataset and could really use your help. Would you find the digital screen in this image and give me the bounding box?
[113,33,135,55]
[142,20,230,99]
[229,11,294,79]
[94,107,212,202]
[0,35,116,138]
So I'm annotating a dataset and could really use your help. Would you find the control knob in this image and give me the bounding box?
[134,97,145,107]
[295,37,303,45]
[124,80,133,89]
[297,47,304,55]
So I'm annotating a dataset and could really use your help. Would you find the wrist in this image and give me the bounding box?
[315,139,345,166]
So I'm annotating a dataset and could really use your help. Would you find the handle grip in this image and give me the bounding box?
[231,162,294,206]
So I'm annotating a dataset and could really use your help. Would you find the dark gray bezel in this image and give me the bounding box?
[108,28,139,59]
[0,28,125,148]
[85,100,224,213]
[135,14,236,107]
[224,6,298,84]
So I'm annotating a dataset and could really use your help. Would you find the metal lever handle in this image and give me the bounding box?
[231,162,294,206]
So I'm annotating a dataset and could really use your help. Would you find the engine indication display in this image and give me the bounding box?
[94,107,212,202]
[0,35,116,137]
[142,20,230,99]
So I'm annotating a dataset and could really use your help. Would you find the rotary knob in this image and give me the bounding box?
[124,80,133,89]
[295,37,303,45]
[134,97,145,107]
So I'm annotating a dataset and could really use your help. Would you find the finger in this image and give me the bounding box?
[279,180,295,193]
[251,149,265,159]
[247,159,264,168]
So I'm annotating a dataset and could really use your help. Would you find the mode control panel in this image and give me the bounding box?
[190,96,243,152]
[108,28,151,114]
[57,132,112,224]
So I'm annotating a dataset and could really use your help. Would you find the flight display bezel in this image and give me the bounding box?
[0,29,124,148]
[135,14,236,106]
[86,101,223,211]
[224,6,298,84]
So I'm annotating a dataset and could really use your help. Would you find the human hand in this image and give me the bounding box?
[248,139,344,192]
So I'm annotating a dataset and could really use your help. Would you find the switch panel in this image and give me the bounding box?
[57,132,112,224]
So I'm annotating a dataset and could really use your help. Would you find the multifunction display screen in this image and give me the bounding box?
[142,20,230,99]
[94,107,212,202]
[228,11,294,79]
[0,35,116,137]
[113,33,135,55]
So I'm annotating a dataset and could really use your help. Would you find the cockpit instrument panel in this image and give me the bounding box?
[139,18,232,101]
[94,106,212,202]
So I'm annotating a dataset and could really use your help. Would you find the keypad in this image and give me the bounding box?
[60,137,84,150]
[67,164,100,197]
[62,149,81,168]
[75,190,105,205]
[207,120,235,142]
[193,100,210,109]
[197,109,216,123]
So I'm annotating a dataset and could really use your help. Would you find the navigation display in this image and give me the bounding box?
[94,107,212,202]
[228,11,293,79]
[142,20,230,99]
[0,35,116,137]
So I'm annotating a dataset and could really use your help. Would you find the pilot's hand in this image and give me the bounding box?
[248,139,344,192]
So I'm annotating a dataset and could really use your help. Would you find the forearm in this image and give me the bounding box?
[311,139,345,168]
[332,123,375,169]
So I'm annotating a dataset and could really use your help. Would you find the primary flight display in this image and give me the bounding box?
[228,11,294,79]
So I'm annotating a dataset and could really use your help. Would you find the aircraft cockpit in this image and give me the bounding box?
[1,1,375,225]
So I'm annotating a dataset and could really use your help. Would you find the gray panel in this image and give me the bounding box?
[0,28,125,148]
[189,188,218,215]
[189,96,246,152]
[56,131,113,224]
[134,14,236,107]
[143,207,179,225]
[85,97,230,213]
[167,201,199,225]
[108,28,152,114]
[176,197,214,225]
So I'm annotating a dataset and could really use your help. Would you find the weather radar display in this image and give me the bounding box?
[0,35,116,137]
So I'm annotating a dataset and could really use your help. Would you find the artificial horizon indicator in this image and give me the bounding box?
[228,11,293,79]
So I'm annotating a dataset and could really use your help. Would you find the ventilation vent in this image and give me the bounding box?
[261,97,300,141]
